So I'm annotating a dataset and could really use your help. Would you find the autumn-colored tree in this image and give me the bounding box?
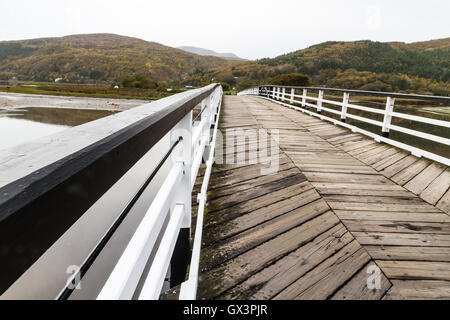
[270,73,311,86]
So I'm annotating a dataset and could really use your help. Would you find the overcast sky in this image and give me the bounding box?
[0,0,449,60]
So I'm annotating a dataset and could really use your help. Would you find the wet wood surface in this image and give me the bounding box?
[195,96,450,300]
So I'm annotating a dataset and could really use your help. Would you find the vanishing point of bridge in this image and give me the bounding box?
[0,84,449,300]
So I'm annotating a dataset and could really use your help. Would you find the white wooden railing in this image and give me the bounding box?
[97,85,223,300]
[239,86,450,166]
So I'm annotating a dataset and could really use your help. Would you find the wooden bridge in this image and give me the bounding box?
[193,95,450,300]
[0,84,448,300]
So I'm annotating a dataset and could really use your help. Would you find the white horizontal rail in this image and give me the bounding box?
[97,162,183,300]
[390,111,450,128]
[389,124,450,145]
[138,204,185,300]
[98,85,223,300]
[239,86,449,166]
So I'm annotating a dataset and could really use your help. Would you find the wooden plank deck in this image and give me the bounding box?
[196,95,450,300]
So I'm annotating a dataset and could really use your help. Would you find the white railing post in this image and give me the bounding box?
[317,90,324,114]
[171,112,192,228]
[167,107,193,295]
[302,89,307,107]
[290,88,295,104]
[341,92,349,122]
[382,96,395,137]
[281,87,286,101]
[272,87,275,99]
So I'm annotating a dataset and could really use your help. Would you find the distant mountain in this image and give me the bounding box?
[206,38,450,95]
[177,46,247,61]
[0,33,240,83]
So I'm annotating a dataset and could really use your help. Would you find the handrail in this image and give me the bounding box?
[179,89,223,300]
[98,85,223,300]
[239,86,450,166]
[0,83,222,298]
[57,137,183,300]
[260,85,450,103]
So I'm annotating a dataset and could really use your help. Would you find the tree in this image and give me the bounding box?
[221,82,230,91]
[120,74,158,89]
[270,73,311,86]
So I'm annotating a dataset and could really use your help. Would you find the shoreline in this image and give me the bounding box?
[0,92,152,112]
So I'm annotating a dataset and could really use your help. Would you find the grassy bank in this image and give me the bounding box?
[0,83,182,100]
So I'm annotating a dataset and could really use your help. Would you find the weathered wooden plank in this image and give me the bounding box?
[330,261,391,300]
[377,260,450,281]
[353,232,450,247]
[295,164,377,174]
[420,169,450,205]
[207,172,305,211]
[436,189,450,213]
[391,158,430,185]
[328,202,441,212]
[357,145,391,162]
[304,172,392,184]
[205,180,312,227]
[364,147,399,166]
[292,158,361,166]
[404,162,446,195]
[341,140,376,152]
[273,241,370,299]
[197,211,340,299]
[324,195,423,204]
[318,188,413,197]
[365,246,450,262]
[208,161,295,190]
[203,186,318,246]
[311,182,405,191]
[372,150,409,172]
[334,210,450,223]
[200,198,329,270]
[211,154,291,174]
[329,134,362,145]
[384,280,450,299]
[221,225,353,300]
[343,220,450,234]
[379,155,419,178]
[348,143,383,156]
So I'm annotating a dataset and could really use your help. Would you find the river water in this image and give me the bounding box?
[0,107,116,150]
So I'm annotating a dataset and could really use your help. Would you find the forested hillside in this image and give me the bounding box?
[0,34,238,83]
[0,34,448,95]
[206,39,450,95]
